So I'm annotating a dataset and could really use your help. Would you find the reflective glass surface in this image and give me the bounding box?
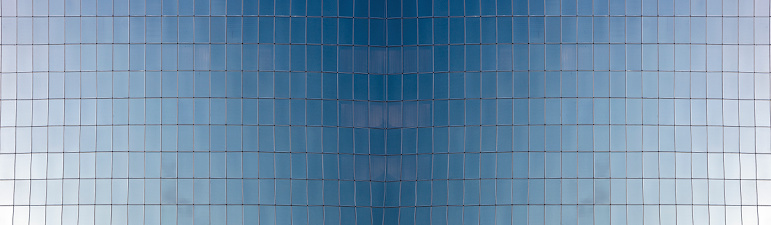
[1,0,770,224]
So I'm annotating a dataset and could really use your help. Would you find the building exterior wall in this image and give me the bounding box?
[0,0,770,224]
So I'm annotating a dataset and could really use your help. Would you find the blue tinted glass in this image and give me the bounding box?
[1,1,761,224]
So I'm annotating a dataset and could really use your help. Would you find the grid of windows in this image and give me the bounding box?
[1,0,771,224]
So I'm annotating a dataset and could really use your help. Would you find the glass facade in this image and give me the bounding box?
[1,0,771,224]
